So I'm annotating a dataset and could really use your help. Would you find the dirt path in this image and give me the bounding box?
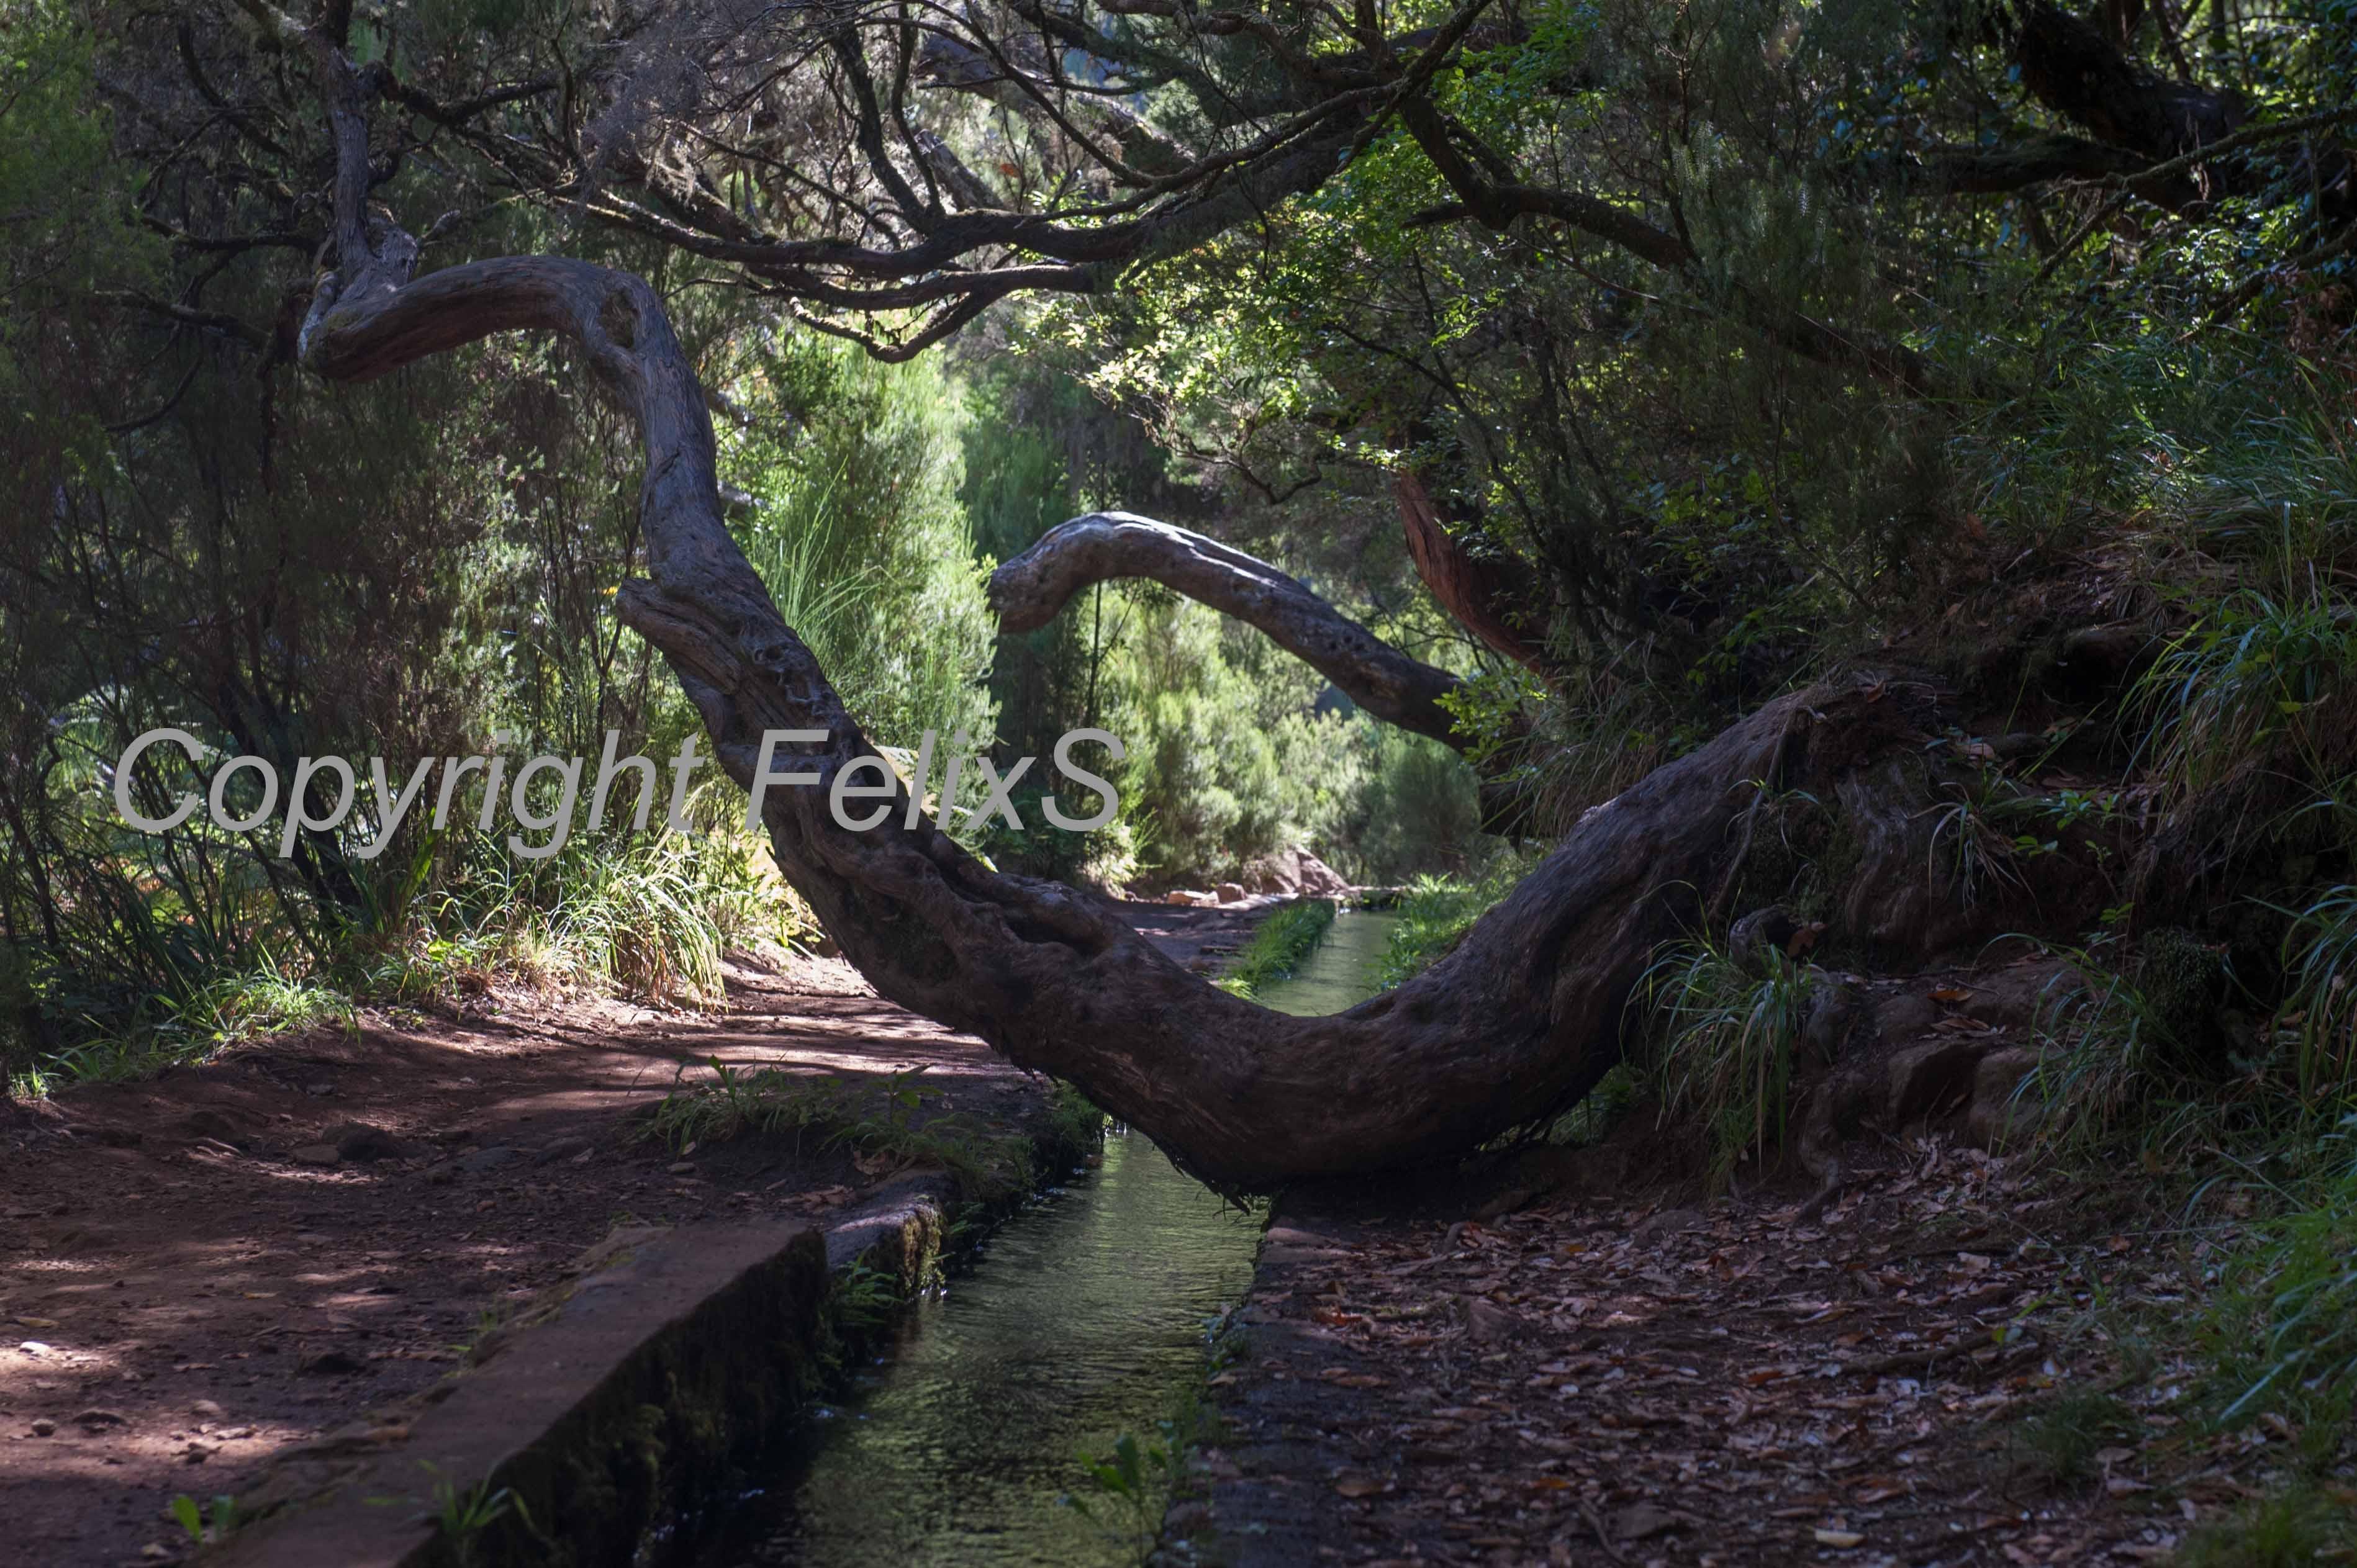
[0,901,1263,1567]
[1176,1142,2224,1567]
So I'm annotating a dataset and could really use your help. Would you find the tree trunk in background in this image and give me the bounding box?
[1394,471,1554,677]
[987,511,1467,749]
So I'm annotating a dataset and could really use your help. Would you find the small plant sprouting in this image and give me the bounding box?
[447,1300,512,1361]
[427,1462,530,1564]
[358,1464,530,1564]
[1057,1394,1217,1557]
[170,1492,240,1546]
[831,1258,903,1335]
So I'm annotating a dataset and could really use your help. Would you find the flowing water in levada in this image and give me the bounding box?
[666,907,1400,1567]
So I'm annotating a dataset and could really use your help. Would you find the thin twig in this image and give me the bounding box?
[1579,1498,1632,1565]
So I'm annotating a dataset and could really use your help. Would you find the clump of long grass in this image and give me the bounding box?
[2020,948,2186,1148]
[2273,885,2357,1104]
[2132,562,2357,815]
[1637,935,1817,1191]
[1216,899,1336,999]
[2198,1115,2357,1439]
[14,953,357,1091]
[360,819,800,1009]
[13,817,810,1097]
[2173,1477,2357,1568]
[642,1056,856,1154]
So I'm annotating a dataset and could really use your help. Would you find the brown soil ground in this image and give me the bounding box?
[0,900,1261,1568]
[1177,1138,2256,1567]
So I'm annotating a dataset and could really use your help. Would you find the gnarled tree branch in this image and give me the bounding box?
[988,511,1467,749]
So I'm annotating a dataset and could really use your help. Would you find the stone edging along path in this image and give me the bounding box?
[210,1114,1103,1568]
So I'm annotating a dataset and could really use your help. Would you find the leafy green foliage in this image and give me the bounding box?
[1092,588,1481,888]
[1373,856,1533,992]
[168,1492,240,1547]
[2135,574,2357,813]
[1046,1081,1110,1156]
[1057,1389,1221,1559]
[829,1259,905,1338]
[722,334,998,749]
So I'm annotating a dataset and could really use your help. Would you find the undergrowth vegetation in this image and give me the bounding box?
[1214,898,1336,1000]
[1372,855,1533,992]
[2198,1117,2357,1441]
[7,818,807,1096]
[1639,939,1818,1192]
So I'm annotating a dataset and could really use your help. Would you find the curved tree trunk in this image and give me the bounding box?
[987,511,1467,749]
[987,511,1549,834]
[277,22,1934,1189]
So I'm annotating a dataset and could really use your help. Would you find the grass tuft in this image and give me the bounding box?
[1215,898,1336,999]
[2132,568,2357,826]
[2174,1477,2357,1567]
[1637,935,1816,1191]
[640,1060,1036,1196]
[2006,1389,2136,1489]
[2197,1115,2357,1440]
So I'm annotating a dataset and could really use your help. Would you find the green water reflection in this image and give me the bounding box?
[678,906,1396,1567]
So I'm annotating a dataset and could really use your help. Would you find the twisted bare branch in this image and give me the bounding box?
[990,512,1466,749]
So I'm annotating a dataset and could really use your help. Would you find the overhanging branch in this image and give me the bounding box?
[990,512,1467,749]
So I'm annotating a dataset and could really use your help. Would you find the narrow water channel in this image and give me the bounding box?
[670,906,1398,1568]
